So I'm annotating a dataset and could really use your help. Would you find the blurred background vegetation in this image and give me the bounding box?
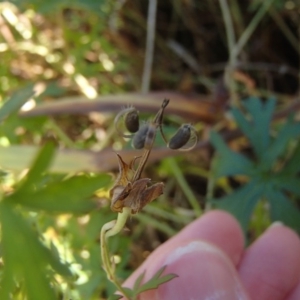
[0,0,299,299]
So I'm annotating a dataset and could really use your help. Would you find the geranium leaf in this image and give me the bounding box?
[231,97,275,157]
[281,141,300,175]
[212,180,264,232]
[9,174,111,213]
[16,142,56,194]
[262,121,300,168]
[266,189,300,232]
[0,202,70,300]
[210,131,255,178]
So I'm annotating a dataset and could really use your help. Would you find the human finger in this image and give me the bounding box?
[123,210,246,299]
[238,223,300,300]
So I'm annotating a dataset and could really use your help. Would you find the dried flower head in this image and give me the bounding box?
[110,154,164,214]
[110,100,170,214]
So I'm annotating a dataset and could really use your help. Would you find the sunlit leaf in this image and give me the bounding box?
[0,85,35,122]
[17,142,56,193]
[0,202,70,300]
[9,174,111,213]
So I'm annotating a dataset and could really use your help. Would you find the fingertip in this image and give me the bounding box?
[239,223,300,300]
[175,210,245,265]
[145,241,250,300]
[123,210,245,293]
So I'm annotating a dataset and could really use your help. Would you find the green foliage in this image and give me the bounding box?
[10,0,110,15]
[8,142,111,213]
[210,97,300,233]
[0,202,70,300]
[0,85,35,123]
[109,266,177,300]
[0,143,112,299]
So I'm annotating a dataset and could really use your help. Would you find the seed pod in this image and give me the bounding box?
[132,123,149,149]
[168,124,191,149]
[114,106,139,137]
[125,109,139,133]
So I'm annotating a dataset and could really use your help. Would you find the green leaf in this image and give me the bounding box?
[210,131,255,178]
[272,176,300,197]
[262,121,300,168]
[9,174,111,213]
[133,270,146,291]
[266,189,300,232]
[0,85,35,122]
[281,141,300,175]
[17,142,56,194]
[231,97,275,157]
[134,266,178,295]
[0,202,70,300]
[212,180,264,232]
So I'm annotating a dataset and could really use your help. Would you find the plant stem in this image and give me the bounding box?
[165,157,202,216]
[134,213,177,236]
[219,0,276,107]
[219,0,238,106]
[100,207,131,298]
[141,0,157,93]
[232,0,275,59]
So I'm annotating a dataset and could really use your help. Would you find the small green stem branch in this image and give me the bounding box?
[165,157,202,216]
[219,0,275,107]
[100,207,131,298]
[218,0,238,106]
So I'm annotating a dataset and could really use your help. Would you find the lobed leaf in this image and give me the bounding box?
[16,142,56,194]
[281,140,300,175]
[0,202,70,300]
[266,189,300,232]
[8,174,111,213]
[210,131,255,178]
[212,180,264,232]
[272,176,300,197]
[262,121,300,169]
[231,97,275,158]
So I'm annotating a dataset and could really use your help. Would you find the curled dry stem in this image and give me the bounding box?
[100,207,131,297]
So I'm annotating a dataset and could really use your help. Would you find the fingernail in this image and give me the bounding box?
[269,221,284,229]
[155,241,250,300]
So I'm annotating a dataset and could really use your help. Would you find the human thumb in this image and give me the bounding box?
[149,240,250,300]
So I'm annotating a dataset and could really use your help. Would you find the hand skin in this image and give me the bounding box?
[122,210,300,300]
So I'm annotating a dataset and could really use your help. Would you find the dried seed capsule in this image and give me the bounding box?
[168,124,191,149]
[144,123,157,150]
[132,123,149,149]
[168,124,198,151]
[125,109,139,133]
[114,106,139,137]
